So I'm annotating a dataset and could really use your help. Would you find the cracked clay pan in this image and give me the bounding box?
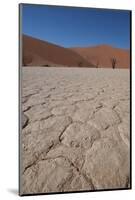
[19,3,132,196]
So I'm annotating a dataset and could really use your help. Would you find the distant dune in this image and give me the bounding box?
[71,45,130,68]
[22,35,93,67]
[22,35,130,68]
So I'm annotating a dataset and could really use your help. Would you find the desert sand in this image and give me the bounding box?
[71,45,130,68]
[23,35,93,67]
[22,35,130,68]
[21,67,130,194]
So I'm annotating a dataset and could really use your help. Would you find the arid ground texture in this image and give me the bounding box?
[21,67,130,194]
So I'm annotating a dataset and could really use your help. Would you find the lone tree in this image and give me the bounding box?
[110,58,117,69]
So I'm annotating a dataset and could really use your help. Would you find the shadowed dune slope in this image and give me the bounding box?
[22,35,93,67]
[71,45,130,68]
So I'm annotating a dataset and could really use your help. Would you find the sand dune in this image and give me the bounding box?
[71,45,130,68]
[22,35,130,68]
[22,35,93,67]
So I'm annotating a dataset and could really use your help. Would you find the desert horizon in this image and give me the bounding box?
[22,34,130,69]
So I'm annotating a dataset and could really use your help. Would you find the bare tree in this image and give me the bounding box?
[110,58,117,69]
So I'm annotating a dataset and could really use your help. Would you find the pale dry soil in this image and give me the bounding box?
[21,67,130,194]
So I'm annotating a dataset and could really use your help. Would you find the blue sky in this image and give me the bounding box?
[21,4,130,49]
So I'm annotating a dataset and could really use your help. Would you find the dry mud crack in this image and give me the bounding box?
[21,67,130,194]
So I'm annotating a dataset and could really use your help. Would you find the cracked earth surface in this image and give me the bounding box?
[21,67,130,194]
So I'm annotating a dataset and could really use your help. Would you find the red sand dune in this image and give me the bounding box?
[71,45,130,68]
[22,35,93,67]
[22,35,130,68]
